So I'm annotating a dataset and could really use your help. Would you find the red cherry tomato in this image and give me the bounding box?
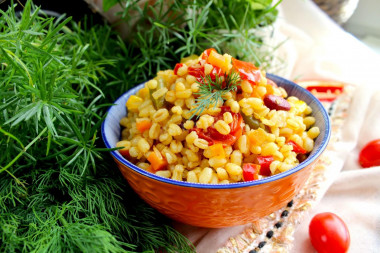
[359,139,380,168]
[309,212,350,253]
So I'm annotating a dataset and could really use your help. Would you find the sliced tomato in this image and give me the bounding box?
[173,63,183,75]
[256,156,274,176]
[287,140,307,154]
[243,163,260,181]
[232,58,261,85]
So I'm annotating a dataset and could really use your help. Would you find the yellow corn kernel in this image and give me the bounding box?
[137,138,150,153]
[270,160,281,174]
[209,157,227,168]
[214,120,231,135]
[194,138,209,149]
[152,109,169,123]
[210,173,219,184]
[204,63,213,75]
[159,133,172,145]
[186,131,198,145]
[170,140,183,153]
[230,150,242,165]
[261,142,279,156]
[119,117,129,128]
[171,165,184,181]
[216,167,229,181]
[175,82,186,91]
[156,170,171,178]
[152,87,168,100]
[126,95,143,112]
[183,120,195,130]
[241,80,253,93]
[186,75,197,85]
[116,140,131,150]
[303,137,314,152]
[237,135,248,154]
[165,90,176,103]
[147,79,158,89]
[185,149,199,162]
[171,106,183,115]
[308,126,320,139]
[129,147,140,158]
[199,167,213,184]
[230,100,240,113]
[187,171,198,183]
[303,116,316,129]
[164,151,178,164]
[223,112,233,124]
[177,65,188,76]
[225,163,242,176]
[219,179,230,184]
[176,89,192,99]
[191,82,199,93]
[168,124,182,137]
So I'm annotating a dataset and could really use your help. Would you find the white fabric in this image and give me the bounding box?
[278,1,380,252]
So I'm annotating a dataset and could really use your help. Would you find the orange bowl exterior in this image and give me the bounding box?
[102,74,331,228]
[114,157,317,228]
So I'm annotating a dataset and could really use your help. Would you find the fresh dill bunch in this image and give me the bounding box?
[0,1,195,252]
[190,72,241,119]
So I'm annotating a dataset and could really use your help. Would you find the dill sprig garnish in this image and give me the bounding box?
[190,72,241,119]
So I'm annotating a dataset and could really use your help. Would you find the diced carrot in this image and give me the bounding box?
[147,148,168,171]
[209,143,225,158]
[136,120,152,133]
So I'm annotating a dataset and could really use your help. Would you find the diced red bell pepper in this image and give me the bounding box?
[287,140,307,154]
[256,156,274,176]
[243,163,260,181]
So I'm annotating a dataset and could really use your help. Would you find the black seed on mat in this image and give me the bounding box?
[266,230,274,238]
[249,250,257,253]
[287,200,294,207]
[258,241,267,248]
[275,222,283,228]
[281,210,289,217]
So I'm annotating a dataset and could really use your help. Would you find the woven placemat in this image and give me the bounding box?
[217,81,354,253]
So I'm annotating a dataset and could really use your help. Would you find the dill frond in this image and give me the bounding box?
[189,72,241,119]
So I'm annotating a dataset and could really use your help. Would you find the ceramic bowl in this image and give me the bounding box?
[101,74,331,228]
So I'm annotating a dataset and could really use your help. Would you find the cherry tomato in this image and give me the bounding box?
[231,58,261,85]
[242,163,260,181]
[359,139,380,168]
[309,212,350,253]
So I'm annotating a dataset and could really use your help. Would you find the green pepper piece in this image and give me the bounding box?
[148,77,165,109]
[241,111,260,130]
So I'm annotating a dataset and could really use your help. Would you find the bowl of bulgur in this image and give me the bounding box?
[101,48,331,228]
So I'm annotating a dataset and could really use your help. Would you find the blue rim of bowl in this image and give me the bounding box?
[101,74,331,189]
